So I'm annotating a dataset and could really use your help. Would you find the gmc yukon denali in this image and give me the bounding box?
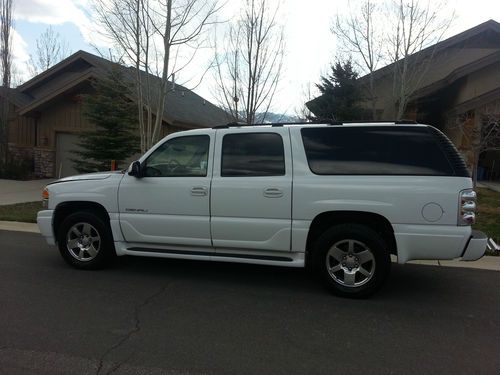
[37,122,488,297]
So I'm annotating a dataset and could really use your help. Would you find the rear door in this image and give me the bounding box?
[211,128,292,252]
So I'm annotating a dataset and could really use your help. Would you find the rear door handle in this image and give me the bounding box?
[263,187,284,198]
[191,186,208,196]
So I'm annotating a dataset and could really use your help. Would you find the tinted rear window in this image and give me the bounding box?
[301,126,454,176]
[221,133,285,176]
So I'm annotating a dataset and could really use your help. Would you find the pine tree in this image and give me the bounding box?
[72,68,140,173]
[309,60,367,121]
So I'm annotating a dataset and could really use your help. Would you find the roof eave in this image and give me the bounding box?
[411,50,500,100]
[19,70,97,116]
[17,50,95,93]
[358,19,500,84]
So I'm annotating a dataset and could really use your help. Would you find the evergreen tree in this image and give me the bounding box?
[309,60,367,121]
[72,69,140,173]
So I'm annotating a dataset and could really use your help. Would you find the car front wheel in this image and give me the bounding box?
[57,211,115,269]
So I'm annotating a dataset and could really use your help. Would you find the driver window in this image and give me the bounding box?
[143,135,210,177]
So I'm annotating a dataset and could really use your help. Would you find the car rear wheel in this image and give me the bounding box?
[312,224,390,298]
[57,211,115,269]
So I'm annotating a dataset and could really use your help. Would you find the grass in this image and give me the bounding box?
[0,201,43,223]
[0,187,498,246]
[474,187,500,244]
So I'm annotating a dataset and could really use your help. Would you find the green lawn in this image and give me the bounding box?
[0,201,43,223]
[0,187,498,243]
[475,187,500,243]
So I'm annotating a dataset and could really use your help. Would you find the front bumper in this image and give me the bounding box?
[461,230,488,261]
[37,210,55,245]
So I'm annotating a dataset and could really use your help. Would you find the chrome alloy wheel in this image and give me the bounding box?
[66,222,101,262]
[325,239,376,287]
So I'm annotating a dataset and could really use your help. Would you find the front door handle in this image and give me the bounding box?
[191,186,208,196]
[263,187,284,198]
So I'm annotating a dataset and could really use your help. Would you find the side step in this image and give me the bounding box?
[127,247,294,262]
[120,246,305,267]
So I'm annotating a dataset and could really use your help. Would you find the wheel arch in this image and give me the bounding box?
[305,211,397,261]
[53,201,111,242]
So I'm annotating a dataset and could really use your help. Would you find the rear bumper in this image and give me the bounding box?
[394,225,488,263]
[37,210,55,245]
[461,230,488,261]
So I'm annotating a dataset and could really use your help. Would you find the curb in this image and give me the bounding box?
[0,221,40,233]
[0,221,499,271]
[406,258,500,272]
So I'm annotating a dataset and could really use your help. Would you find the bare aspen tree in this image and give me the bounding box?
[332,0,452,120]
[294,83,314,122]
[214,0,285,125]
[450,102,500,186]
[0,0,13,164]
[148,0,221,145]
[92,0,154,153]
[332,0,383,119]
[0,0,11,88]
[27,26,71,77]
[387,0,452,119]
[92,0,220,153]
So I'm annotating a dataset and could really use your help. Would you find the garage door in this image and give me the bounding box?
[56,133,82,178]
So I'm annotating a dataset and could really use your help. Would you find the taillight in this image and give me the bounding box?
[42,187,49,209]
[458,189,476,225]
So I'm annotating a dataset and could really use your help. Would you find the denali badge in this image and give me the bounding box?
[124,208,149,213]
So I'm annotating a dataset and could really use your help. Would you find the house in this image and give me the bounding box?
[307,20,500,180]
[1,50,232,178]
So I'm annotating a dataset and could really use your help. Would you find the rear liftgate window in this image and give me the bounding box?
[301,126,455,176]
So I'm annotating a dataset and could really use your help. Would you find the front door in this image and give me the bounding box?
[210,128,292,252]
[118,133,213,248]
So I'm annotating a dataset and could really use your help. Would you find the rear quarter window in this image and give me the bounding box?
[301,126,456,176]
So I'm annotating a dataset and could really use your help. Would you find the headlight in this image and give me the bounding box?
[42,187,49,209]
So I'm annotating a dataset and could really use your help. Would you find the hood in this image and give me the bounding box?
[48,171,124,185]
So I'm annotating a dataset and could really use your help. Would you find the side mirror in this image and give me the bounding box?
[129,161,142,177]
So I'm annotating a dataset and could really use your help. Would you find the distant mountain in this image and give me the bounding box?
[253,112,299,123]
[230,111,300,124]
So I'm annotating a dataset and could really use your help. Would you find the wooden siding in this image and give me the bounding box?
[454,61,500,106]
[38,95,94,148]
[8,103,36,147]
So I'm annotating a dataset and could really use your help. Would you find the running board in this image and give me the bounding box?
[127,247,294,262]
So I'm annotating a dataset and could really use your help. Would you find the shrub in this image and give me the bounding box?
[0,155,34,180]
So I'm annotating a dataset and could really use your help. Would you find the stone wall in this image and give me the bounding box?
[8,144,34,161]
[34,148,55,178]
[6,144,35,179]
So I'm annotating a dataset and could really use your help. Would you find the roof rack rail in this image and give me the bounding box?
[394,119,418,124]
[212,120,340,129]
[212,119,418,129]
[333,120,418,124]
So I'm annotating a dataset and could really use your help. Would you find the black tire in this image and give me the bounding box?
[57,211,116,269]
[312,223,390,298]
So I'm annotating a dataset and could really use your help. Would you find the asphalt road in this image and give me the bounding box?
[1,230,499,375]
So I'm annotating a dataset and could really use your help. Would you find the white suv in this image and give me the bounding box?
[37,122,488,297]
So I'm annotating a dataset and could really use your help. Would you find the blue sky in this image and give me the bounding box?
[16,20,89,55]
[11,0,500,114]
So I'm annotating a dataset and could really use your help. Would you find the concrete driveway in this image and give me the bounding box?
[0,179,53,205]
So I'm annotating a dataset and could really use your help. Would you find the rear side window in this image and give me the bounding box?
[221,133,285,177]
[301,126,455,176]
